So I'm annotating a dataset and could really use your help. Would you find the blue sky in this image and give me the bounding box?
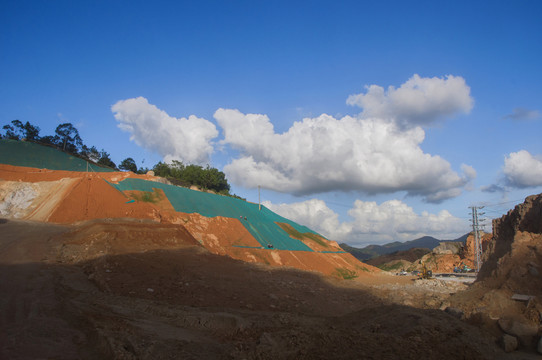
[1,0,541,246]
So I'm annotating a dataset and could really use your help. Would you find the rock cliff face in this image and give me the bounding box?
[478,193,542,295]
[450,194,542,353]
[404,236,490,273]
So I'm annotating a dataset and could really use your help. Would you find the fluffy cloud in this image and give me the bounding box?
[503,150,542,188]
[112,97,218,164]
[263,199,352,240]
[503,107,540,121]
[266,198,468,246]
[346,74,473,127]
[112,75,475,203]
[216,109,475,203]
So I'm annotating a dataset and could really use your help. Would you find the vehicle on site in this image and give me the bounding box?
[453,263,472,273]
[418,263,433,279]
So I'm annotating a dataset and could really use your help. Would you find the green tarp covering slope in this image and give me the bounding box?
[112,178,320,251]
[0,139,114,172]
[0,139,341,252]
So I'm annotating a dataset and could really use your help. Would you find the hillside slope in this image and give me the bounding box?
[0,140,526,358]
[365,248,432,269]
[0,218,506,359]
[0,139,114,172]
[0,141,375,279]
[450,193,542,352]
[340,234,469,261]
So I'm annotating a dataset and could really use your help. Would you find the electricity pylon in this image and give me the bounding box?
[469,206,485,273]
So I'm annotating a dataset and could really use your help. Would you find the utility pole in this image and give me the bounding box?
[469,206,485,274]
[258,185,261,211]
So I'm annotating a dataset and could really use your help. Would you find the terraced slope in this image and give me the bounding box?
[0,140,373,278]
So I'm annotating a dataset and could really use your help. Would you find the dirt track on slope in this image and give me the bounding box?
[0,218,514,360]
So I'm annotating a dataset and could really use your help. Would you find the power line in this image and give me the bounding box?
[478,198,525,209]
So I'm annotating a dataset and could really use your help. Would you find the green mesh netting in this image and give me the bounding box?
[0,139,344,252]
[111,178,321,251]
[0,139,114,172]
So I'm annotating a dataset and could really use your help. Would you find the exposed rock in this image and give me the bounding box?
[432,242,462,255]
[0,182,37,217]
[479,193,542,286]
[462,232,492,268]
[500,334,518,352]
[498,316,538,346]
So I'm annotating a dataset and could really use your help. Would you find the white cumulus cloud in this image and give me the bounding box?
[111,97,218,165]
[346,74,473,127]
[264,198,353,240]
[266,198,468,246]
[503,150,542,188]
[111,75,475,204]
[216,108,474,203]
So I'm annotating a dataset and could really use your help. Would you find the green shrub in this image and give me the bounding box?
[334,268,358,280]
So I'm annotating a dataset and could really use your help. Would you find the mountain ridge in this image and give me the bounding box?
[340,233,469,261]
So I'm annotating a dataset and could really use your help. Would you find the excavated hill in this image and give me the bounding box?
[0,161,374,279]
[367,234,493,274]
[450,194,542,353]
[478,193,542,292]
[0,216,509,359]
[2,140,533,358]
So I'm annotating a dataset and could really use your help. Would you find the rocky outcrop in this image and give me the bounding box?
[451,193,542,354]
[477,193,542,295]
[432,241,462,255]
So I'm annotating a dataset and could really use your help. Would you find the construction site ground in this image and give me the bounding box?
[1,146,541,359]
[2,218,538,360]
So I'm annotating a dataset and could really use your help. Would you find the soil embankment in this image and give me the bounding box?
[0,218,508,359]
[0,164,375,279]
[2,163,541,358]
[450,194,542,354]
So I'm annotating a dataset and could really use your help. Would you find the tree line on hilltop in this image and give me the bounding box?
[1,120,237,197]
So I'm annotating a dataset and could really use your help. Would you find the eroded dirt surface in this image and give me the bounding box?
[1,165,540,358]
[0,164,375,278]
[0,218,519,360]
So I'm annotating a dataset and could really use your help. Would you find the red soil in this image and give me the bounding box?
[0,164,379,278]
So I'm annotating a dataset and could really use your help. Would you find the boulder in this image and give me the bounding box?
[500,334,518,353]
[498,316,538,346]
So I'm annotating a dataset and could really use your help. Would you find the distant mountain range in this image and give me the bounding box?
[339,234,469,261]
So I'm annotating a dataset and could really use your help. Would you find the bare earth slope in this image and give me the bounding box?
[0,164,372,279]
[2,161,541,358]
[0,218,508,359]
[450,194,542,353]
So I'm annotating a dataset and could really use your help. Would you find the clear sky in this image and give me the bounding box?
[1,0,541,246]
